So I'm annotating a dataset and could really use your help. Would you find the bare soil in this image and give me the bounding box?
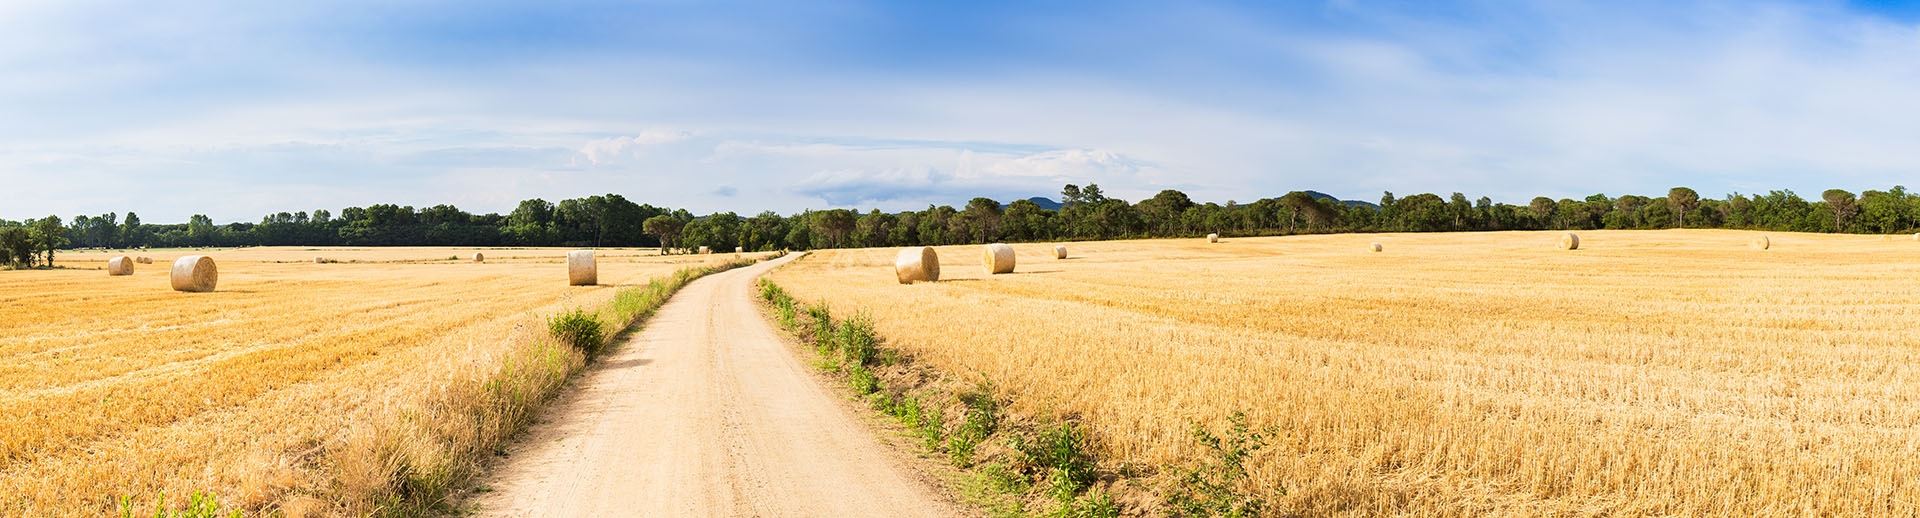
[467,254,960,517]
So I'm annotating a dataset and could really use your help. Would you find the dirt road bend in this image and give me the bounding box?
[470,254,959,517]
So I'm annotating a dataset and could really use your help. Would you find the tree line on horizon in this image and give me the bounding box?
[5,184,1917,268]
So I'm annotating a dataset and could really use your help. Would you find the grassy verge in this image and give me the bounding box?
[758,279,1124,517]
[757,278,1276,518]
[309,256,764,516]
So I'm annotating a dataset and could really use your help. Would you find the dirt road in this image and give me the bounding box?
[469,254,959,517]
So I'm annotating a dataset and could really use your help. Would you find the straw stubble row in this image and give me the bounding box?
[2,249,741,516]
[795,230,1920,515]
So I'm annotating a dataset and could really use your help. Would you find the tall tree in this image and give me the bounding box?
[1060,184,1084,208]
[121,212,142,246]
[1822,189,1858,232]
[1448,192,1472,230]
[1280,191,1326,232]
[187,214,215,246]
[642,215,685,253]
[0,225,31,267]
[508,199,554,227]
[1615,195,1648,228]
[960,197,1005,243]
[1002,199,1052,241]
[32,216,67,265]
[1528,197,1557,228]
[809,210,856,248]
[1141,189,1195,235]
[853,209,893,248]
[1668,187,1700,228]
[745,211,789,251]
[1080,184,1107,204]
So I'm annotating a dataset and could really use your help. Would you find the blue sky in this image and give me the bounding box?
[3,0,1920,223]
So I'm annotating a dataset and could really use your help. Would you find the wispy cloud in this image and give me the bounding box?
[577,130,695,165]
[3,1,1920,222]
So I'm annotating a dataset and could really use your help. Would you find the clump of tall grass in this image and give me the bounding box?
[119,491,242,518]
[1161,412,1275,518]
[547,310,604,356]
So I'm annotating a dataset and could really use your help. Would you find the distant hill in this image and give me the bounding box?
[1025,197,1064,210]
[999,197,1064,210]
[1305,190,1377,209]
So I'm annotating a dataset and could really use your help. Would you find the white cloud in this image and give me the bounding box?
[976,149,1148,180]
[10,1,1920,223]
[576,129,695,165]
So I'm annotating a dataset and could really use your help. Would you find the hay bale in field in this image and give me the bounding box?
[1752,236,1770,250]
[170,256,217,292]
[472,252,485,263]
[982,243,1016,275]
[1559,232,1580,250]
[135,256,151,264]
[699,246,711,254]
[1054,245,1068,259]
[894,246,939,284]
[314,256,325,264]
[735,246,744,254]
[567,250,597,286]
[1370,243,1383,252]
[1207,233,1219,243]
[107,256,133,276]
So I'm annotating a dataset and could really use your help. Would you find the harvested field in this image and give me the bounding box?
[1,247,748,515]
[766,229,1920,515]
[60,246,666,265]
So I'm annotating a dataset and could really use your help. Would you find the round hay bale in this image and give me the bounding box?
[982,243,1016,275]
[894,246,939,284]
[136,256,151,264]
[1751,236,1770,250]
[1559,232,1580,250]
[735,246,744,254]
[107,256,133,276]
[314,256,325,264]
[473,252,485,263]
[698,246,711,254]
[170,256,217,292]
[1054,245,1068,259]
[1207,233,1220,243]
[1370,243,1383,252]
[567,250,597,286]
[1913,232,1919,241]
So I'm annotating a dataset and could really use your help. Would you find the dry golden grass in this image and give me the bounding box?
[1,247,744,515]
[62,246,666,264]
[767,229,1920,516]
